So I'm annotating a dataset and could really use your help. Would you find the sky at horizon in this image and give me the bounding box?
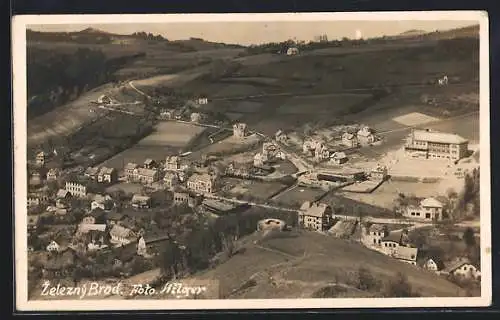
[28,20,477,45]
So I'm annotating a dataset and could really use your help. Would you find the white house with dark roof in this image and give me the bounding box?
[187,173,218,194]
[298,201,332,232]
[402,197,444,221]
[404,129,469,161]
[46,168,59,182]
[109,225,137,246]
[341,132,358,148]
[424,256,445,272]
[65,182,87,198]
[97,167,117,184]
[131,194,151,209]
[36,151,46,166]
[233,123,248,138]
[362,223,389,247]
[443,258,481,280]
[330,152,348,165]
[84,166,100,180]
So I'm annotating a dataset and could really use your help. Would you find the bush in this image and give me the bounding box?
[355,267,381,291]
[384,272,420,297]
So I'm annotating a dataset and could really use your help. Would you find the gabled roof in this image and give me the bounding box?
[303,202,330,218]
[394,246,418,262]
[135,168,158,177]
[420,197,443,208]
[300,201,312,211]
[131,194,151,203]
[342,132,356,140]
[144,159,155,165]
[124,162,139,170]
[412,129,468,144]
[426,256,445,270]
[106,211,125,221]
[331,152,347,159]
[110,225,135,238]
[99,167,115,175]
[443,258,477,273]
[78,223,107,233]
[188,173,214,184]
[369,224,387,233]
[85,166,100,175]
[56,189,70,198]
[382,231,403,243]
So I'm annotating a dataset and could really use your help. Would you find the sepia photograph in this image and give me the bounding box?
[12,12,491,311]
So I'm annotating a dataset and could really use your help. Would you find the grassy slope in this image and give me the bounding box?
[190,230,465,298]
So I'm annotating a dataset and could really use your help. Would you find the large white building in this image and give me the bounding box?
[404,129,469,161]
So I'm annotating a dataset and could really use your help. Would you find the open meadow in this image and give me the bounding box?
[99,121,204,168]
[191,230,466,298]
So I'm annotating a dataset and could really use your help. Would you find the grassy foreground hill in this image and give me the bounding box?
[187,230,466,299]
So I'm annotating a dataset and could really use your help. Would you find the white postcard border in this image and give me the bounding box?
[13,11,491,311]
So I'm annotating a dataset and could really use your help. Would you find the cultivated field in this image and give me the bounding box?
[99,122,204,168]
[197,134,261,156]
[223,178,288,201]
[276,93,371,115]
[140,122,206,147]
[273,186,327,207]
[339,179,446,210]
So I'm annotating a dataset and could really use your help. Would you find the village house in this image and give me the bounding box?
[97,167,117,184]
[226,162,252,178]
[404,129,469,161]
[357,126,376,145]
[173,192,189,206]
[165,156,180,171]
[233,123,248,138]
[137,231,171,257]
[402,197,444,221]
[91,197,114,211]
[27,215,40,232]
[393,246,418,265]
[78,223,107,234]
[314,144,330,161]
[30,172,42,185]
[65,182,87,198]
[187,173,218,194]
[56,189,71,200]
[163,171,179,190]
[84,166,100,180]
[424,256,445,273]
[190,112,202,123]
[329,152,348,165]
[197,97,208,105]
[370,164,388,180]
[275,130,288,143]
[143,159,157,169]
[286,47,299,56]
[253,152,269,167]
[36,151,46,166]
[97,94,112,104]
[124,162,139,178]
[46,168,59,182]
[27,197,41,207]
[127,167,159,185]
[443,259,481,280]
[109,225,137,246]
[82,209,106,225]
[46,240,61,252]
[380,230,408,255]
[105,211,125,226]
[341,132,358,148]
[298,201,332,232]
[131,194,152,209]
[363,224,389,246]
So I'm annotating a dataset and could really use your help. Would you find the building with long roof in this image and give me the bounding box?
[404,129,469,161]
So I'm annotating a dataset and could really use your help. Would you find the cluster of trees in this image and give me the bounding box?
[27,47,142,118]
[350,267,420,297]
[454,168,480,219]
[131,32,166,41]
[27,29,113,44]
